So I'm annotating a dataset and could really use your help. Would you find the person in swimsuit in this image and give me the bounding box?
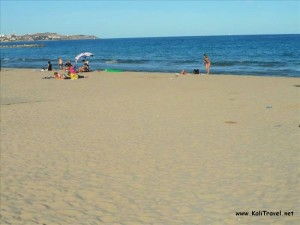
[58,57,63,70]
[203,54,211,75]
[54,72,63,80]
[78,60,90,72]
[64,60,72,71]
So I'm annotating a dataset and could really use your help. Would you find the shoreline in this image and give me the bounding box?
[1,67,299,78]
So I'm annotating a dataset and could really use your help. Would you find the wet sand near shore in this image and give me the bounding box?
[1,69,299,225]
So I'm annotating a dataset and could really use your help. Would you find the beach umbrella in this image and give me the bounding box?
[75,52,94,63]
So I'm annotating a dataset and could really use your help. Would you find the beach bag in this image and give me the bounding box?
[193,69,200,74]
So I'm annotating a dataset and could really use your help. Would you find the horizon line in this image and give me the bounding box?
[103,33,300,39]
[1,33,299,40]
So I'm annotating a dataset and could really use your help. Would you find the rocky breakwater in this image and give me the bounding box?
[0,44,45,48]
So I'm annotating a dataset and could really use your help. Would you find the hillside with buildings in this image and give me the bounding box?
[0,32,98,42]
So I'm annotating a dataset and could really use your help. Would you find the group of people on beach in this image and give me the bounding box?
[181,54,211,75]
[44,53,211,78]
[45,58,91,72]
[59,58,91,72]
[43,58,89,80]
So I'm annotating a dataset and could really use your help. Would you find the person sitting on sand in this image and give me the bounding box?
[78,64,90,72]
[180,70,187,75]
[64,61,74,73]
[203,54,211,75]
[64,64,77,79]
[83,59,89,67]
[65,60,72,69]
[78,60,90,72]
[65,65,87,79]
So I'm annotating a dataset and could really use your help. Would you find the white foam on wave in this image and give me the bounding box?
[105,60,118,64]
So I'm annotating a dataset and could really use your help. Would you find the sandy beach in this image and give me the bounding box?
[1,68,299,225]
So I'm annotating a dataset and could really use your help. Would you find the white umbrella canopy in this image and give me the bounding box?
[75,52,94,63]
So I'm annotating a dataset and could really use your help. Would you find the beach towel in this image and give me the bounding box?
[70,73,78,80]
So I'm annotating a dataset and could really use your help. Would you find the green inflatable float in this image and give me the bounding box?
[105,69,123,72]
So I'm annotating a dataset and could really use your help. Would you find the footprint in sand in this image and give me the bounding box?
[225,121,237,124]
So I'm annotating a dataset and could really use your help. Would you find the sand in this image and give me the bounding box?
[1,68,299,225]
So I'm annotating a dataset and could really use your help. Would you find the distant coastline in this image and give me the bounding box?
[0,32,98,42]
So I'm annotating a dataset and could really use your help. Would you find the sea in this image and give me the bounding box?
[1,34,300,77]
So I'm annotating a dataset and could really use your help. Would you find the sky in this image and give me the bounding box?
[0,0,299,38]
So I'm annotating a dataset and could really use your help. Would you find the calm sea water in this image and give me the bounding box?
[1,34,300,77]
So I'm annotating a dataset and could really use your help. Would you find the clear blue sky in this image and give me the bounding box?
[1,0,299,38]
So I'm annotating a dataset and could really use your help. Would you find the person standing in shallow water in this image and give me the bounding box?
[47,61,52,71]
[58,57,63,70]
[203,54,211,74]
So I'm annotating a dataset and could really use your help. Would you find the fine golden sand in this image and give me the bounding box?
[1,69,299,225]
